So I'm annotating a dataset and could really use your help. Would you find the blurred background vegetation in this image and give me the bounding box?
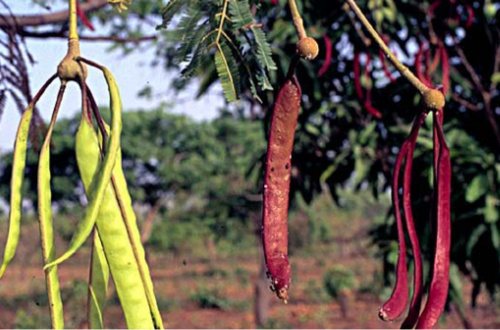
[1,0,500,328]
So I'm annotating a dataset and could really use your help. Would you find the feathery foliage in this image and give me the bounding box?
[228,0,253,30]
[215,39,241,102]
[157,0,276,103]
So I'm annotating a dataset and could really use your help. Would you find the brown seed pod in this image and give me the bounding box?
[296,37,319,60]
[262,74,302,303]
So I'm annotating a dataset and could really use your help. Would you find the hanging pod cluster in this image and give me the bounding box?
[340,1,453,327]
[379,88,451,329]
[0,1,163,328]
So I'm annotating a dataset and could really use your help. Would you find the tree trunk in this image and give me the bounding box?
[253,210,272,328]
[140,199,162,266]
[254,249,272,327]
[140,199,162,245]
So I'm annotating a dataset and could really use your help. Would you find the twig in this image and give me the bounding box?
[69,0,78,40]
[343,4,371,47]
[288,0,306,40]
[490,46,500,93]
[450,93,480,111]
[453,40,483,93]
[345,0,429,95]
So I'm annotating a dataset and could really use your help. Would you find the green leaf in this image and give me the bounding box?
[382,7,396,22]
[496,164,500,182]
[251,27,277,72]
[249,78,263,103]
[256,71,273,91]
[491,73,500,86]
[182,33,213,78]
[466,224,486,256]
[228,0,253,30]
[214,40,240,102]
[320,150,349,184]
[353,146,370,187]
[177,21,210,64]
[165,4,205,44]
[466,175,488,203]
[196,64,218,99]
[359,122,377,145]
[491,224,500,249]
[157,0,184,30]
[305,123,320,136]
[484,195,499,223]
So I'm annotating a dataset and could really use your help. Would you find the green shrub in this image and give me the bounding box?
[190,287,231,310]
[149,219,212,254]
[323,265,357,299]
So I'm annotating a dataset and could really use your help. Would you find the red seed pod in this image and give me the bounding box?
[440,45,450,96]
[318,35,332,77]
[415,43,433,89]
[428,0,442,18]
[76,0,95,31]
[465,4,474,28]
[354,52,383,118]
[427,48,442,76]
[379,49,396,83]
[262,74,302,303]
[430,0,474,29]
[363,102,383,118]
[354,52,364,100]
[416,112,451,329]
[379,137,410,322]
[400,113,427,329]
[379,112,427,322]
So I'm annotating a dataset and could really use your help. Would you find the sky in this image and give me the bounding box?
[0,1,224,152]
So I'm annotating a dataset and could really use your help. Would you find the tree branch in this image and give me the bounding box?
[0,0,108,29]
[454,39,484,93]
[450,93,480,112]
[18,29,156,43]
[490,45,500,93]
[345,0,429,95]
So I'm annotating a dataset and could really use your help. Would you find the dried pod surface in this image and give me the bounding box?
[262,75,302,303]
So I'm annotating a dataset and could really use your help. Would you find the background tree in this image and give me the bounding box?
[0,107,266,248]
